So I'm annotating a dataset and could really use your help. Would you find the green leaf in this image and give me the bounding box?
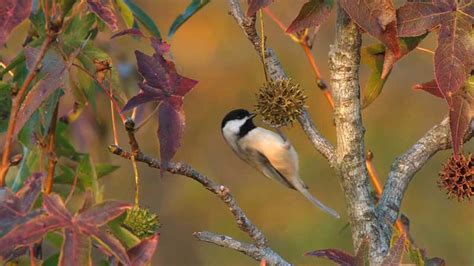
[76,155,101,202]
[60,0,77,15]
[0,52,25,79]
[42,253,60,266]
[168,0,210,38]
[0,81,12,132]
[361,43,389,109]
[11,147,40,192]
[63,13,98,49]
[56,121,81,161]
[115,0,135,28]
[122,0,161,38]
[96,163,120,178]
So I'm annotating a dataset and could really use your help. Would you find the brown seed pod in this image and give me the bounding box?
[255,79,306,127]
[122,206,161,239]
[438,153,474,201]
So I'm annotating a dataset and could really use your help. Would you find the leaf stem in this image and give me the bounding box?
[259,9,268,82]
[44,102,59,194]
[415,46,434,55]
[0,34,55,186]
[109,70,119,146]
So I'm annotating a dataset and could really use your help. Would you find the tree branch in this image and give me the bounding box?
[193,231,290,266]
[377,117,473,238]
[108,145,290,265]
[227,0,335,165]
[329,4,388,263]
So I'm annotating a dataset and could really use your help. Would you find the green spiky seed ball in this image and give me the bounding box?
[122,206,160,239]
[255,79,306,127]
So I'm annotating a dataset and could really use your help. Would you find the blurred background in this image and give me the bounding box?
[2,0,473,265]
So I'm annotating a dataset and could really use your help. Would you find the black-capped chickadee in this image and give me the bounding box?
[221,109,340,218]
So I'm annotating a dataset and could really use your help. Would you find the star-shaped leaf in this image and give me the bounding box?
[286,0,333,34]
[122,38,198,172]
[0,193,132,265]
[127,233,159,266]
[340,0,400,58]
[397,0,473,100]
[382,234,406,266]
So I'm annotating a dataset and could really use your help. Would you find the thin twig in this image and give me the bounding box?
[0,34,55,185]
[44,103,60,194]
[109,70,119,146]
[72,63,126,122]
[65,172,79,204]
[415,46,435,54]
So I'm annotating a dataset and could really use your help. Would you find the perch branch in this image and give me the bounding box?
[329,4,388,263]
[377,117,473,238]
[228,0,336,165]
[194,231,290,266]
[108,145,290,265]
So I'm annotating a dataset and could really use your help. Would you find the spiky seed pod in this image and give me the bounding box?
[438,153,473,201]
[122,206,161,239]
[255,79,306,127]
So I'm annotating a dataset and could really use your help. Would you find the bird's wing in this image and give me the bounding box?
[241,128,307,189]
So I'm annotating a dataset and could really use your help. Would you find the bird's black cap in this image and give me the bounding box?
[221,109,254,129]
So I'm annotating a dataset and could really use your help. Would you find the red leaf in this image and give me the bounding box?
[413,79,444,98]
[286,0,333,34]
[110,28,144,39]
[14,172,42,213]
[354,237,370,266]
[340,0,400,58]
[0,0,32,47]
[58,228,92,266]
[86,0,118,32]
[77,201,131,226]
[247,0,273,16]
[382,235,406,266]
[158,99,185,172]
[43,193,72,222]
[127,233,159,266]
[434,14,471,98]
[397,0,473,97]
[449,91,472,158]
[305,249,355,265]
[78,223,130,265]
[0,215,65,252]
[14,48,68,137]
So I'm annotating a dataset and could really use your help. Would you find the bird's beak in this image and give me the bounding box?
[249,113,257,119]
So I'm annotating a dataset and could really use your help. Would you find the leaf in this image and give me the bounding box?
[286,0,333,34]
[381,34,427,79]
[382,235,406,266]
[0,82,12,132]
[0,0,33,47]
[122,0,161,38]
[0,173,43,236]
[340,0,400,58]
[168,0,210,38]
[77,201,131,226]
[247,0,273,16]
[397,0,473,98]
[76,155,99,196]
[115,0,135,28]
[127,233,159,266]
[0,215,65,253]
[108,216,140,248]
[14,48,67,137]
[79,223,130,265]
[449,90,472,157]
[158,99,185,172]
[86,0,119,32]
[43,194,72,222]
[305,249,355,265]
[96,163,120,178]
[413,79,444,99]
[361,43,390,108]
[110,28,144,39]
[58,228,92,266]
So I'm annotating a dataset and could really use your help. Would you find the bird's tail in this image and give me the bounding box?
[294,182,340,219]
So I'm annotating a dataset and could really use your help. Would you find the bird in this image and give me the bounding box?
[221,108,340,218]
